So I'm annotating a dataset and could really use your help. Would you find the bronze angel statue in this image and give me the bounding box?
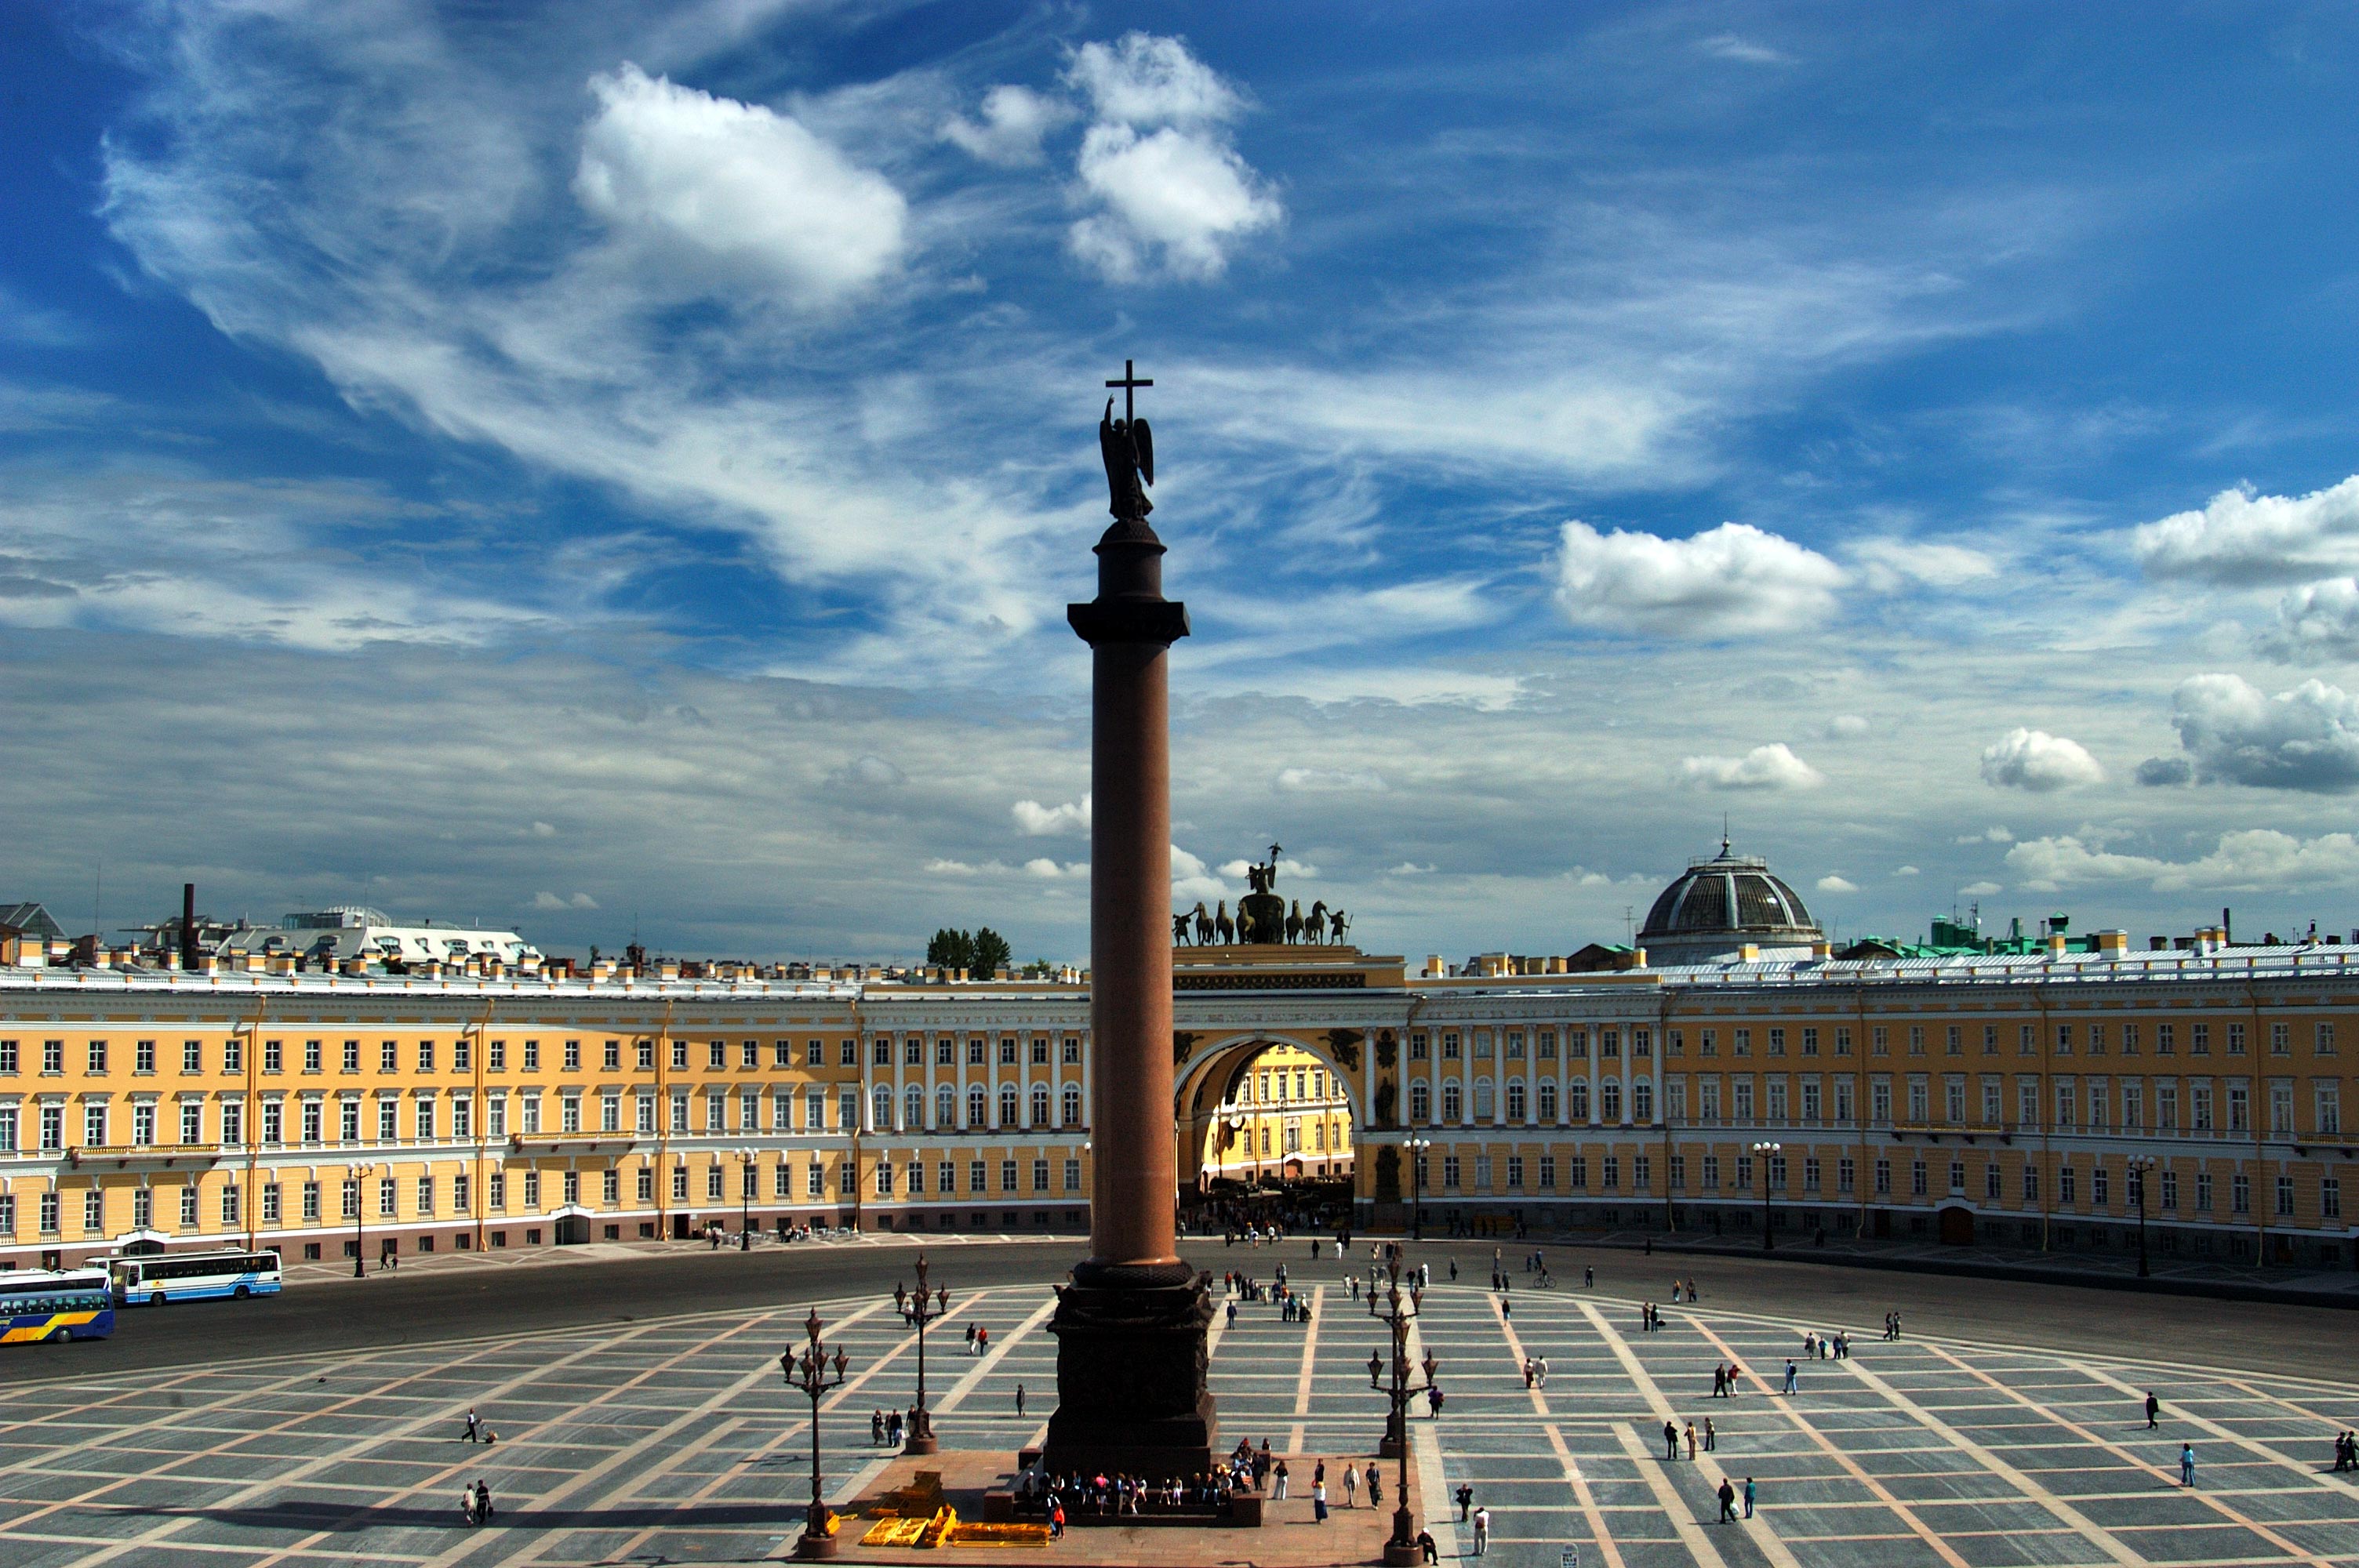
[1100,397,1154,518]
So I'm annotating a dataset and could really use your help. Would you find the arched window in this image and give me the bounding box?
[1061,1083,1082,1127]
[1537,1080,1558,1121]
[871,1085,892,1131]
[1030,1085,1051,1127]
[1601,1080,1623,1122]
[1570,1078,1590,1120]
[1410,1080,1431,1123]
[966,1085,987,1127]
[1442,1082,1463,1122]
[936,1085,957,1128]
[998,1084,1020,1127]
[904,1086,925,1129]
[1506,1080,1527,1122]
[1633,1079,1654,1123]
[1474,1078,1495,1119]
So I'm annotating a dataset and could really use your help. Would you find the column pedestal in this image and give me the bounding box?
[1043,1263,1216,1475]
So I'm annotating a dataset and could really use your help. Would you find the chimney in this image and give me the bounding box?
[180,883,198,971]
[2222,906,2233,945]
[2094,930,2128,956]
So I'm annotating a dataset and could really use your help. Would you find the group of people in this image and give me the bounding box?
[1661,1417,1721,1457]
[1520,1355,1550,1388]
[2332,1430,2358,1471]
[961,1322,991,1354]
[1714,1475,1757,1522]
[869,1407,923,1446]
[456,1478,496,1526]
[1637,1301,1668,1331]
[1451,1485,1494,1555]
[1801,1328,1850,1359]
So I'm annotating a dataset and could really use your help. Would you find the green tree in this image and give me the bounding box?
[970,927,1012,977]
[926,928,975,968]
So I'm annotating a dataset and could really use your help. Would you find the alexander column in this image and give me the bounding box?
[1044,362,1219,1476]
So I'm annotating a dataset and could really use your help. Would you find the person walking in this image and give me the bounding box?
[1743,1476,1755,1519]
[871,1410,885,1446]
[460,1482,477,1526]
[1664,1420,1680,1459]
[1584,1265,1594,1289]
[976,1325,990,1356]
[1016,1383,1027,1418]
[965,1323,978,1354]
[1456,1482,1473,1522]
[475,1479,494,1524]
[1368,1466,1382,1508]
[1343,1464,1359,1507]
[1536,1356,1549,1388]
[2146,1391,2161,1430]
[1783,1359,1798,1396]
[1274,1459,1290,1501]
[461,1407,482,1443]
[1704,1417,1717,1453]
[1313,1477,1329,1523]
[1049,1501,1065,1540]
[1685,1421,1697,1460]
[1716,1477,1736,1523]
[1471,1504,1490,1555]
[2181,1443,2196,1486]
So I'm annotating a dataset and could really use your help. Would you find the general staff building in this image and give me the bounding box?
[0,847,2353,1273]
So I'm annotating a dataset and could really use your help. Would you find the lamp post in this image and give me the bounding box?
[1406,1134,1431,1242]
[1750,1141,1782,1252]
[345,1161,378,1278]
[2128,1155,2156,1278]
[1365,1256,1435,1567]
[782,1308,851,1559]
[737,1146,755,1250]
[892,1253,950,1455]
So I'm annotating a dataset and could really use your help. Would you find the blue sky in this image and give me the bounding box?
[9,2,2359,960]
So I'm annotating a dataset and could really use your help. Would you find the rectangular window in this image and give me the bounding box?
[1000,1159,1019,1192]
[2276,1174,2294,1216]
[260,1183,282,1224]
[2228,1023,2246,1056]
[2232,1173,2250,1213]
[2059,1166,2076,1203]
[2161,1169,2179,1209]
[301,1180,321,1221]
[1442,1155,1461,1189]
[2324,1174,2341,1218]
[419,1175,435,1215]
[419,1040,436,1071]
[182,1040,201,1073]
[969,1160,987,1194]
[2270,1022,2292,1056]
[1540,1155,1558,1189]
[1064,1158,1081,1192]
[453,1037,471,1072]
[1768,1027,1786,1057]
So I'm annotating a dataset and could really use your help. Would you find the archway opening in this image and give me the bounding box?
[1176,1037,1356,1234]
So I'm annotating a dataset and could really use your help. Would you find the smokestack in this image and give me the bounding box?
[2222,906,2232,946]
[180,883,197,971]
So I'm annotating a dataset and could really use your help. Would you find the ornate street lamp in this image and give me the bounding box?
[1750,1141,1782,1252]
[781,1308,851,1559]
[737,1146,756,1250]
[345,1161,379,1279]
[1366,1254,1435,1567]
[892,1253,951,1454]
[2127,1155,2157,1278]
[1406,1134,1432,1242]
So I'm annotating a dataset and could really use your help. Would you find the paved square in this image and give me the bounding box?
[2,1265,2355,1566]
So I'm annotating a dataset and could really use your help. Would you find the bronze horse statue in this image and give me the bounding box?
[1214,900,1234,944]
[1193,902,1214,944]
[1303,900,1329,944]
[1285,899,1303,943]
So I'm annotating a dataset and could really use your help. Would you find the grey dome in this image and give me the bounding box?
[1638,840,1822,960]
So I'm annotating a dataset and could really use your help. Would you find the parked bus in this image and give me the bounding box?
[1,1269,116,1344]
[107,1250,282,1306]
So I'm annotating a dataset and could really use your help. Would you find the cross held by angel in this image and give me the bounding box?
[1099,359,1154,519]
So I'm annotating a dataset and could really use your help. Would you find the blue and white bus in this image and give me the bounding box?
[107,1250,282,1306]
[1,1269,116,1345]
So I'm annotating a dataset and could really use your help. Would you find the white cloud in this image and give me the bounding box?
[530,890,598,909]
[942,85,1070,166]
[1678,742,1824,791]
[575,64,906,307]
[1012,793,1091,835]
[1069,122,1280,282]
[1851,538,2000,592]
[1825,713,1870,739]
[1816,874,1858,893]
[2131,477,2359,587]
[1979,728,2103,791]
[529,821,558,837]
[2007,829,2359,893]
[2259,576,2359,662]
[1895,865,1920,877]
[1219,857,1318,880]
[925,858,983,876]
[1387,862,1437,876]
[1275,767,1387,793]
[1065,33,1244,127]
[1954,826,2015,844]
[1699,34,1795,65]
[1959,880,2003,896]
[1023,856,1088,878]
[1170,844,1225,903]
[2163,673,2359,791]
[1061,34,1276,282]
[1555,521,1845,637]
[833,754,908,789]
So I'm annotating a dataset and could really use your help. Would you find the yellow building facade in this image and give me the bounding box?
[1,929,2354,1271]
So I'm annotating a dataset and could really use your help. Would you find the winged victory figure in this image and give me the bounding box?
[1100,397,1154,518]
